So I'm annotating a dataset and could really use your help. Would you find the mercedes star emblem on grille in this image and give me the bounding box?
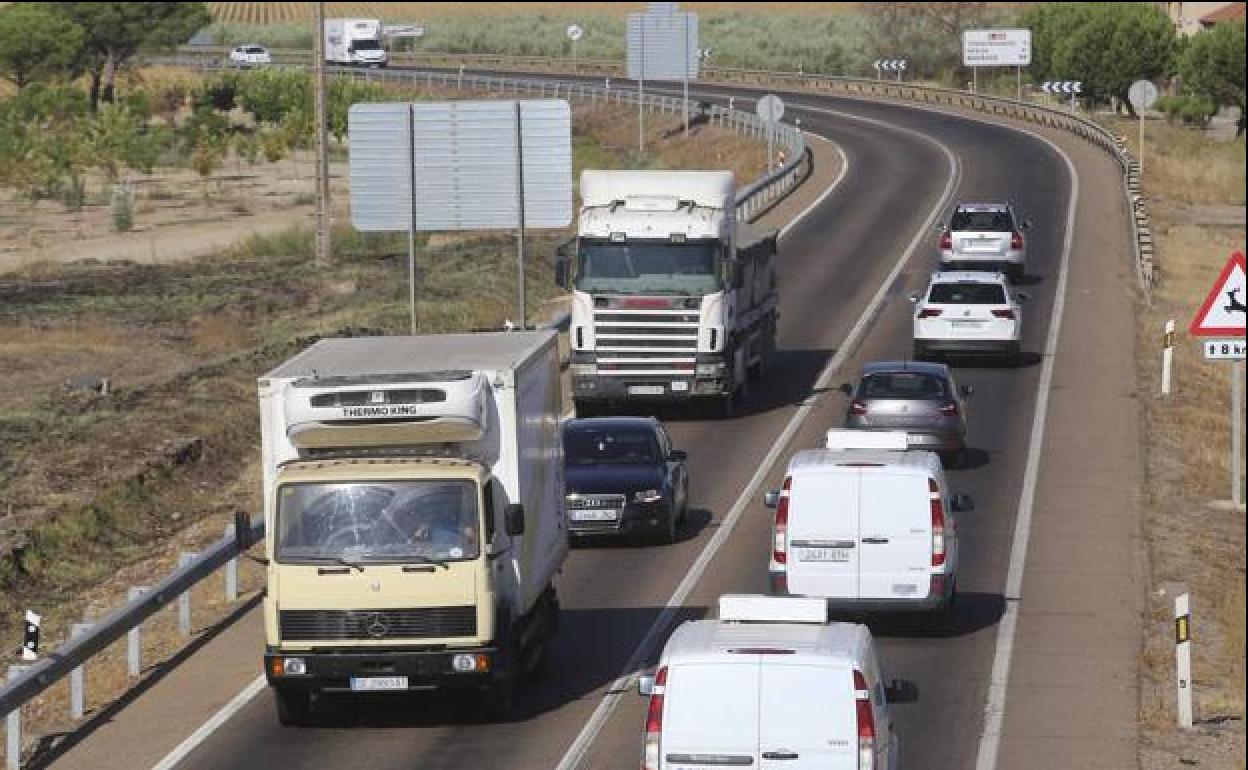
[366,612,389,638]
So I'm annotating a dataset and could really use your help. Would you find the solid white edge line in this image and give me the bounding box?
[971,123,1078,770]
[150,675,267,770]
[555,107,962,770]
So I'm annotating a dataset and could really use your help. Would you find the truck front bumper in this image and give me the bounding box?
[265,646,502,693]
[572,375,729,401]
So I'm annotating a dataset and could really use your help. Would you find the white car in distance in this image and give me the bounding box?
[911,271,1025,362]
[229,44,272,67]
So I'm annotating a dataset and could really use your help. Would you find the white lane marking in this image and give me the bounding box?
[969,126,1078,770]
[151,675,266,770]
[555,108,961,770]
[778,135,847,241]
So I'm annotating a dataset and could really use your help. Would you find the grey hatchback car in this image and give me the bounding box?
[839,361,973,460]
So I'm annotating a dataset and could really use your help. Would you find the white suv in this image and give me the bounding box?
[229,44,272,67]
[938,202,1029,281]
[912,271,1024,362]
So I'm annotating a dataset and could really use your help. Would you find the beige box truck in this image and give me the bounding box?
[258,331,567,724]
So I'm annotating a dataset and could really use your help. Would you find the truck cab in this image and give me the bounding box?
[560,170,778,417]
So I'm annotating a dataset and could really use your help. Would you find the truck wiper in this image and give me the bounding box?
[401,554,450,570]
[303,555,367,572]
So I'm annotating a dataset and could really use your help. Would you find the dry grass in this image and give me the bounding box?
[1132,119,1246,768]
[207,2,863,23]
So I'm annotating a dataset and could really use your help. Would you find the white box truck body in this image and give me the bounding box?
[559,170,779,417]
[324,18,387,67]
[258,331,566,723]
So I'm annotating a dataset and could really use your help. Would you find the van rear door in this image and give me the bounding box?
[758,663,857,769]
[785,470,859,598]
[662,662,760,769]
[857,470,930,600]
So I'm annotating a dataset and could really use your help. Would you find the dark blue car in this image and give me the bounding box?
[562,417,689,544]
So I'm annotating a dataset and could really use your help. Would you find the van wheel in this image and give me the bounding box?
[274,688,314,727]
[935,581,958,632]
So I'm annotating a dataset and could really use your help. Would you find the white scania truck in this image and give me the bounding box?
[258,331,566,724]
[557,170,779,417]
[324,18,387,68]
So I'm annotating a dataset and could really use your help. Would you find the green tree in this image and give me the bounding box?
[1024,3,1177,115]
[0,4,85,88]
[48,2,211,110]
[1180,21,1246,134]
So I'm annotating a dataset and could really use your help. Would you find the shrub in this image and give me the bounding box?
[110,181,134,231]
[1157,94,1216,126]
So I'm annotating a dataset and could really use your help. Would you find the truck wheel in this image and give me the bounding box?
[274,688,314,727]
[482,671,517,722]
[716,390,735,418]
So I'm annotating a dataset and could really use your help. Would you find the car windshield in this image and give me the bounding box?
[351,39,382,50]
[575,239,722,295]
[929,282,1007,304]
[564,426,660,465]
[860,372,950,400]
[277,480,479,563]
[950,210,1012,232]
[246,46,266,54]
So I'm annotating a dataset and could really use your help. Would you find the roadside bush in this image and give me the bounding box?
[110,180,134,231]
[1157,94,1216,127]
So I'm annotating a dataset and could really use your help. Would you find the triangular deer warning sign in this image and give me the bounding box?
[1190,251,1247,337]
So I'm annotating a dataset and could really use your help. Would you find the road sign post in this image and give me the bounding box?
[1129,79,1160,176]
[567,24,583,74]
[756,94,784,172]
[1189,250,1247,507]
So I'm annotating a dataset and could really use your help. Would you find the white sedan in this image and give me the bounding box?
[912,271,1025,362]
[229,44,272,67]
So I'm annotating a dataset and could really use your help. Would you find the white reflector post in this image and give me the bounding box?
[825,430,909,451]
[718,595,827,624]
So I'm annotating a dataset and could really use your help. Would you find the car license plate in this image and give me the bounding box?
[798,547,850,562]
[570,509,618,522]
[952,320,983,328]
[670,381,689,392]
[628,385,664,396]
[350,676,408,691]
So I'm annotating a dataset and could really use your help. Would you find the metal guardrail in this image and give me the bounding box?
[2,515,261,768]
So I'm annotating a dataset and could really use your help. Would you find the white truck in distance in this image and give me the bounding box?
[323,18,387,67]
[258,331,567,724]
[557,170,779,417]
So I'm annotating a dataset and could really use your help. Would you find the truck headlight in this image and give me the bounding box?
[696,362,725,376]
[570,363,597,377]
[633,489,663,503]
[452,653,492,672]
[282,657,307,676]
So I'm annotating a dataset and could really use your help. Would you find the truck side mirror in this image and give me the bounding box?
[1021,217,1034,230]
[637,673,656,696]
[504,504,525,536]
[555,258,570,289]
[723,259,741,289]
[763,490,780,509]
[555,239,575,289]
[885,678,919,704]
[959,385,974,398]
[669,449,688,463]
[951,494,974,512]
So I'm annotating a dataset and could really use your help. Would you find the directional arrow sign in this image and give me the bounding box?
[1190,250,1247,337]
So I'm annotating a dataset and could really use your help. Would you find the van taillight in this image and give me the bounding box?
[918,307,943,318]
[773,477,792,565]
[930,478,946,567]
[939,402,959,417]
[939,231,952,250]
[855,669,876,770]
[991,308,1016,319]
[1010,231,1024,250]
[849,400,868,416]
[642,666,667,770]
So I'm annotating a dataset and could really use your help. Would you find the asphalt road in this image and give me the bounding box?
[168,86,1071,770]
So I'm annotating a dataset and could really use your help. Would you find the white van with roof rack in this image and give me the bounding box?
[637,595,899,770]
[764,431,971,616]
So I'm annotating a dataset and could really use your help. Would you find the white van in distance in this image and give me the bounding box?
[765,431,971,615]
[638,595,899,770]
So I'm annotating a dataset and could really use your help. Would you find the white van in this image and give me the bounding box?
[764,431,970,615]
[638,595,898,770]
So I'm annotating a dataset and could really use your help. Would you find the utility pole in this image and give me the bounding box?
[314,1,331,265]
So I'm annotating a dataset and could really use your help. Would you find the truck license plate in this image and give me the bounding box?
[570,509,618,522]
[350,676,408,691]
[628,385,664,396]
[798,548,850,562]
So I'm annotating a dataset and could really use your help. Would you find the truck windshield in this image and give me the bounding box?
[276,480,480,564]
[350,39,382,51]
[575,239,722,295]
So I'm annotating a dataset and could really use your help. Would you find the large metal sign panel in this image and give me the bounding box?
[627,12,699,81]
[963,28,1032,67]
[349,100,572,232]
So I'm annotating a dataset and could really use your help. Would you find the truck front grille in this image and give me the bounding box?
[593,309,699,374]
[280,606,477,641]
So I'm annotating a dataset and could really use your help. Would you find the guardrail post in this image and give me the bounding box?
[5,666,27,770]
[69,622,95,719]
[127,586,149,677]
[177,552,198,636]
